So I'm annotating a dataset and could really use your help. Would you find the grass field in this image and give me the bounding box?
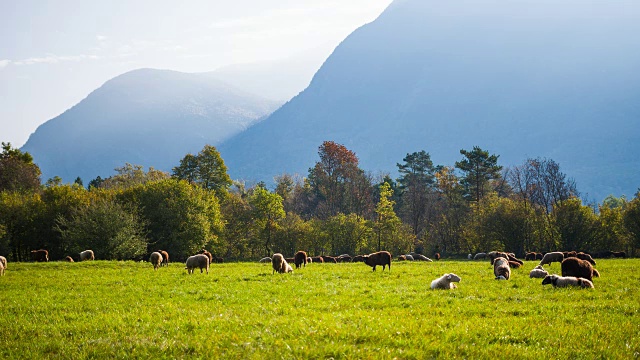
[1,258,638,359]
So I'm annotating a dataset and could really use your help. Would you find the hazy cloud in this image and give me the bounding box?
[0,59,10,69]
[13,54,100,66]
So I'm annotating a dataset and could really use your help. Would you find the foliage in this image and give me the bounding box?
[373,182,408,254]
[173,145,232,194]
[0,142,41,192]
[396,151,438,238]
[624,194,640,254]
[323,213,372,256]
[248,185,285,257]
[553,197,598,251]
[99,163,169,190]
[455,146,503,205]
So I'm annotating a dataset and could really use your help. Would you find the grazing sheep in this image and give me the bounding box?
[79,250,95,261]
[363,251,392,272]
[64,256,74,262]
[0,255,6,269]
[430,273,461,289]
[200,249,213,264]
[434,253,441,261]
[487,251,509,263]
[474,252,487,260]
[158,250,170,267]
[271,253,292,274]
[561,257,600,282]
[149,252,163,270]
[539,252,564,267]
[576,252,596,265]
[493,257,511,280]
[529,265,549,278]
[525,252,537,261]
[351,255,365,263]
[294,251,308,269]
[213,257,224,263]
[563,251,577,259]
[30,249,49,262]
[185,254,210,274]
[336,254,352,263]
[311,256,324,263]
[612,251,626,258]
[321,255,337,263]
[397,255,407,261]
[536,253,544,260]
[542,274,594,288]
[259,257,272,263]
[307,257,312,263]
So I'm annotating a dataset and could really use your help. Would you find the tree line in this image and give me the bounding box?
[1,141,638,261]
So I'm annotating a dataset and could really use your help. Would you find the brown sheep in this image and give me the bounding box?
[397,255,407,261]
[525,252,537,261]
[321,255,337,263]
[493,257,511,280]
[487,251,509,263]
[285,257,295,263]
[612,251,626,258]
[576,252,596,265]
[363,251,392,272]
[336,254,352,262]
[434,253,441,261]
[294,251,308,269]
[149,252,163,270]
[508,261,522,269]
[311,256,324,263]
[561,257,600,282]
[65,256,74,262]
[199,249,213,264]
[272,253,292,274]
[351,255,365,263]
[30,249,49,262]
[158,250,170,267]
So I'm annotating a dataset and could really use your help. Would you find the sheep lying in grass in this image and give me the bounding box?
[529,265,549,278]
[493,257,511,280]
[542,274,594,288]
[430,273,461,289]
[539,252,564,266]
[149,252,163,271]
[185,254,210,274]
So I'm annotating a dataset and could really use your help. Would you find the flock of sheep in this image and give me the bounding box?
[0,248,606,291]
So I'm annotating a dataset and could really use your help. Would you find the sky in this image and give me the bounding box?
[0,0,393,148]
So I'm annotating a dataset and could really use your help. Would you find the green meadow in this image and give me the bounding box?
[1,259,638,359]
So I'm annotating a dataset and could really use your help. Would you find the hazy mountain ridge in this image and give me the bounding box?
[218,0,640,200]
[22,68,281,183]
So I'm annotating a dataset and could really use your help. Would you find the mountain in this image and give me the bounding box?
[22,68,281,183]
[219,0,640,200]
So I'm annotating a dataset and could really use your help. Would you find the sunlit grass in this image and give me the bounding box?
[0,259,638,359]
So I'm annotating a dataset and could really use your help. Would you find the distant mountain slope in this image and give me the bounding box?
[22,68,281,183]
[219,0,640,200]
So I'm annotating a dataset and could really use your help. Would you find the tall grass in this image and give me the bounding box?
[1,259,638,359]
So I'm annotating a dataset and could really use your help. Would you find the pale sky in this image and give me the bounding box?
[0,0,393,148]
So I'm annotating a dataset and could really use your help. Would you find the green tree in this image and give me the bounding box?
[623,194,640,255]
[55,197,147,260]
[273,212,313,256]
[455,146,503,206]
[0,191,42,261]
[173,145,232,194]
[396,151,438,238]
[0,142,41,192]
[553,197,598,251]
[120,179,223,260]
[220,191,253,259]
[100,163,169,190]
[429,166,470,255]
[373,182,404,252]
[595,199,629,254]
[323,213,372,255]
[249,186,285,256]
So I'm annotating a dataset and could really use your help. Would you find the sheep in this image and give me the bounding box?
[397,255,407,261]
[525,252,537,261]
[158,250,170,267]
[321,255,337,263]
[30,249,49,262]
[271,253,292,274]
[307,257,313,263]
[508,261,522,269]
[294,251,308,269]
[467,254,473,260]
[612,251,626,258]
[285,257,295,263]
[284,263,293,273]
[259,257,272,263]
[576,252,596,265]
[363,251,392,272]
[507,254,524,265]
[404,254,414,261]
[430,273,461,289]
[561,257,600,282]
[529,265,549,278]
[64,256,74,262]
[200,249,213,264]
[311,256,325,263]
[351,255,365,262]
[542,274,594,288]
[493,257,511,280]
[0,255,6,269]
[434,253,441,261]
[539,251,564,267]
[336,254,352,263]
[149,252,163,270]
[535,253,544,260]
[474,252,487,260]
[0,261,4,276]
[412,254,433,262]
[185,254,210,274]
[79,250,95,261]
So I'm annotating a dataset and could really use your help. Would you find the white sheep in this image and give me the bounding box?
[185,254,210,274]
[542,274,594,288]
[79,250,95,261]
[149,252,163,270]
[430,273,461,289]
[0,255,7,269]
[404,254,415,261]
[0,260,4,276]
[284,263,293,273]
[467,254,473,260]
[493,257,511,280]
[539,252,564,267]
[474,252,487,260]
[529,265,549,279]
[259,257,272,263]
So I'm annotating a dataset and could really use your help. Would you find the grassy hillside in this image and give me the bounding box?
[1,259,638,359]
